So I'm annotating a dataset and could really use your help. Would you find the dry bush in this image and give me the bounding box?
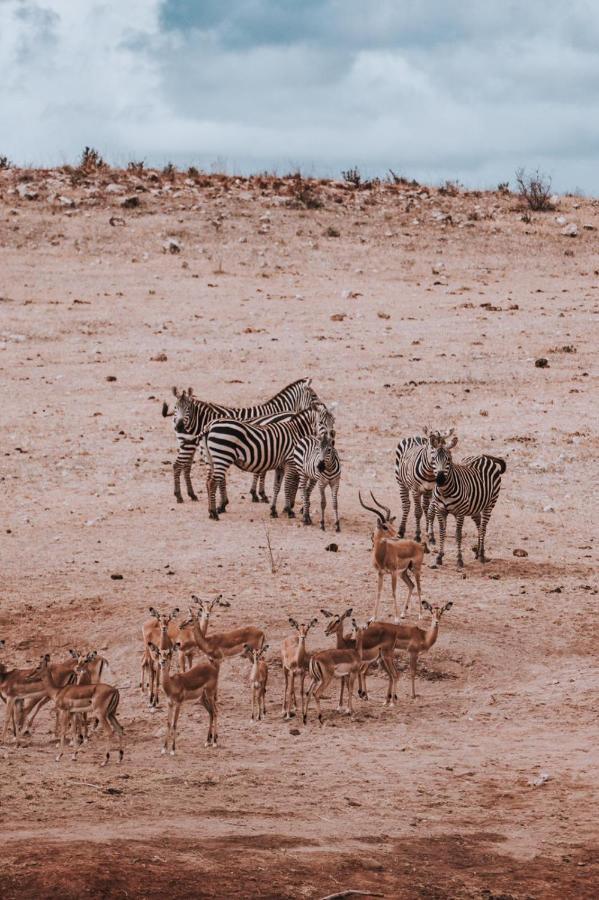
[515,168,553,210]
[342,166,362,187]
[0,155,11,169]
[127,160,145,175]
[438,180,461,196]
[497,181,510,195]
[162,162,177,179]
[286,173,323,209]
[79,146,106,173]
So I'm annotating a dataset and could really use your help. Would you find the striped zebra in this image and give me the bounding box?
[283,436,341,531]
[202,404,336,520]
[429,436,507,568]
[394,427,450,544]
[161,378,319,503]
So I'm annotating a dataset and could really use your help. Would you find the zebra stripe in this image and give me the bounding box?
[284,436,341,531]
[203,405,335,520]
[430,444,506,568]
[394,433,439,543]
[163,378,318,503]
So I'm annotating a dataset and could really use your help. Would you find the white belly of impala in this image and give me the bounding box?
[334,664,353,677]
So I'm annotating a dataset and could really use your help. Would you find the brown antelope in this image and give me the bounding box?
[149,641,220,753]
[321,608,399,706]
[175,594,231,671]
[359,491,428,621]
[393,600,453,698]
[141,607,180,707]
[242,643,269,721]
[191,613,265,660]
[38,655,124,764]
[280,618,318,719]
[303,621,366,724]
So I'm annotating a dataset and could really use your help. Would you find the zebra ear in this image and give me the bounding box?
[172,386,179,398]
[188,386,193,396]
[429,431,439,448]
[447,435,458,449]
[305,377,312,387]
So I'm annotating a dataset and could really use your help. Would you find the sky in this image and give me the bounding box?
[1,0,598,192]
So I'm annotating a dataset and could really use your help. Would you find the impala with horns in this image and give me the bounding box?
[359,492,428,621]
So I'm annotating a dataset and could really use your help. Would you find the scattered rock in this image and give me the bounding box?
[105,375,117,382]
[110,573,123,580]
[325,543,339,552]
[377,311,390,319]
[163,238,182,254]
[151,352,168,362]
[529,772,551,787]
[583,223,596,231]
[106,183,124,194]
[340,289,361,300]
[561,223,578,237]
[330,313,347,321]
[513,548,528,557]
[17,184,38,200]
[431,261,446,274]
[543,505,555,513]
[535,358,549,368]
[289,728,301,736]
[555,215,566,226]
[56,195,75,208]
[325,226,340,237]
[122,196,140,209]
[109,216,126,227]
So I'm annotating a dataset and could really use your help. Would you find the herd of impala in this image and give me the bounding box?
[0,490,454,764]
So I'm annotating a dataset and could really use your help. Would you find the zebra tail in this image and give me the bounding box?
[202,432,214,471]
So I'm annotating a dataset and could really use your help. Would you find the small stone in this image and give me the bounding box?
[109,216,126,227]
[17,184,38,200]
[106,183,124,194]
[330,313,347,321]
[543,505,555,513]
[513,548,528,557]
[555,215,566,225]
[106,375,117,382]
[110,573,123,580]
[289,728,301,736]
[377,311,390,319]
[341,289,361,300]
[151,352,168,362]
[535,358,549,368]
[122,196,140,208]
[561,223,578,237]
[583,223,596,231]
[325,226,340,237]
[57,195,75,207]
[163,238,182,253]
[325,543,339,552]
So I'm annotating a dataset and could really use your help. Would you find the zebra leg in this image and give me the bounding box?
[283,469,298,517]
[471,513,481,558]
[302,478,315,525]
[423,491,436,545]
[270,467,284,518]
[398,485,410,538]
[413,490,424,542]
[332,477,340,532]
[455,515,465,568]
[206,473,220,520]
[478,509,492,563]
[183,459,198,501]
[173,458,185,503]
[216,478,229,514]
[250,474,260,503]
[435,511,447,565]
[258,473,269,503]
[319,482,327,530]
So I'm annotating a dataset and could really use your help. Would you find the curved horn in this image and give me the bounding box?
[358,491,383,520]
[370,491,391,521]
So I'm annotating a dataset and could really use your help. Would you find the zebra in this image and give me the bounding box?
[161,378,319,503]
[283,436,341,531]
[429,436,507,568]
[202,404,336,520]
[394,427,451,544]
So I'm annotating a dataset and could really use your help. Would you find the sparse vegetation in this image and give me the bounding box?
[325,225,340,238]
[79,146,106,172]
[497,181,510,194]
[438,180,461,196]
[515,167,553,211]
[342,166,362,188]
[187,166,200,178]
[162,162,177,178]
[0,155,11,170]
[286,172,323,209]
[127,160,145,175]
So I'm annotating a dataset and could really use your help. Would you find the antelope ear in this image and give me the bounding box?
[309,617,319,628]
[443,601,453,611]
[148,642,158,652]
[421,601,432,612]
[243,644,252,653]
[288,618,299,630]
[172,641,181,651]
[390,515,396,523]
[261,644,270,654]
[69,649,78,658]
[149,607,159,619]
[87,651,97,661]
[320,609,332,618]
[170,607,180,618]
[344,608,353,619]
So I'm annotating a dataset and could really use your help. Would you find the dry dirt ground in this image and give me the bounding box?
[0,167,597,899]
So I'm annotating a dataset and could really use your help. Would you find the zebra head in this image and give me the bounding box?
[317,434,336,473]
[295,377,320,411]
[170,386,196,434]
[312,402,336,443]
[429,431,458,486]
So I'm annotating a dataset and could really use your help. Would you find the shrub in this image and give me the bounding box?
[342,166,362,187]
[127,160,145,175]
[287,173,323,209]
[0,155,11,169]
[162,162,177,178]
[79,146,106,172]
[515,168,553,211]
[187,166,200,177]
[497,181,510,194]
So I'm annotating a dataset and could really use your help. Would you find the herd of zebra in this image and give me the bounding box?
[162,378,506,567]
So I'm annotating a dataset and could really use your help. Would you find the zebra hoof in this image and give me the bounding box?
[189,493,198,502]
[250,492,259,503]
[435,555,443,566]
[216,505,227,514]
[335,524,340,533]
[209,511,220,521]
[260,495,269,503]
[175,495,184,504]
[270,509,278,518]
[303,517,312,526]
[456,558,464,569]
[287,510,296,519]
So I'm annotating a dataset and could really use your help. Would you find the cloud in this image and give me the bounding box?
[0,0,598,192]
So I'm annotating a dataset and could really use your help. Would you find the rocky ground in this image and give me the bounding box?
[0,163,597,898]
